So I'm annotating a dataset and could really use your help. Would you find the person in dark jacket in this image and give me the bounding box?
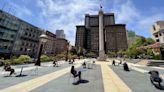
[70,66,81,81]
[53,60,57,67]
[148,70,162,87]
[123,62,129,71]
[112,60,115,66]
[4,64,15,76]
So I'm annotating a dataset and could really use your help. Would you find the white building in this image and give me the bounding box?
[56,29,65,39]
[150,21,164,43]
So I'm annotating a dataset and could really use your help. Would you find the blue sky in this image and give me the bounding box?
[0,0,164,45]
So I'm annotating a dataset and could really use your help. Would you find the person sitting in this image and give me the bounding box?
[148,70,162,87]
[69,59,73,64]
[72,58,75,62]
[70,66,81,82]
[93,61,95,64]
[82,62,86,68]
[53,60,57,67]
[4,64,15,76]
[119,60,122,65]
[112,60,115,66]
[123,62,129,71]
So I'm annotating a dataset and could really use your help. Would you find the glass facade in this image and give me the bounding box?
[0,10,42,58]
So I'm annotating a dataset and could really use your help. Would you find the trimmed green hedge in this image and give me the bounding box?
[40,55,52,62]
[4,55,31,64]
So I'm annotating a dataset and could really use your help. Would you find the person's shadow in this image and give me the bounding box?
[152,82,164,90]
[72,79,89,85]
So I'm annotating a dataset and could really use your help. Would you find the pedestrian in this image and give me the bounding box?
[112,60,115,66]
[148,70,162,87]
[4,64,15,76]
[53,60,57,67]
[123,62,129,71]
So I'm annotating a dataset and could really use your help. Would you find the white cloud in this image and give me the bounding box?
[112,0,140,24]
[8,2,32,18]
[36,0,99,45]
[111,0,164,37]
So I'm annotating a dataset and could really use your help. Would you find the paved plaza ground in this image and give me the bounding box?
[0,59,164,92]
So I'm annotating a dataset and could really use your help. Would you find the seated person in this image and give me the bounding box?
[123,62,129,71]
[72,58,75,62]
[53,60,57,67]
[112,60,115,66]
[69,59,73,64]
[119,60,122,65]
[82,62,86,68]
[148,70,162,86]
[4,64,15,76]
[70,66,81,82]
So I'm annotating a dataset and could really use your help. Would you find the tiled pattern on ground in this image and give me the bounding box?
[31,65,104,92]
[109,65,164,92]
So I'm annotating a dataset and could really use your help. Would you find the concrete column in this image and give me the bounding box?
[98,10,106,61]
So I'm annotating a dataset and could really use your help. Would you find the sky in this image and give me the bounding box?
[0,0,164,45]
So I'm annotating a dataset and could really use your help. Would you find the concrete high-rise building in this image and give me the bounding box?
[56,29,65,39]
[55,38,68,54]
[75,9,128,57]
[0,10,43,58]
[150,21,164,43]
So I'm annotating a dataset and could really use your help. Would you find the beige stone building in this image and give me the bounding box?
[150,21,164,43]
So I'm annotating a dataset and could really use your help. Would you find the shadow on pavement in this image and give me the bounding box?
[72,79,89,85]
[154,84,164,90]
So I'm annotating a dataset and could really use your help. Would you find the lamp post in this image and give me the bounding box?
[35,34,47,66]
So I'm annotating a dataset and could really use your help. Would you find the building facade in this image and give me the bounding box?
[56,29,65,39]
[75,12,128,54]
[55,38,68,54]
[150,21,164,43]
[42,31,56,56]
[0,10,42,58]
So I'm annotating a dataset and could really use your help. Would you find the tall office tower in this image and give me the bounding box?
[75,8,128,59]
[56,29,65,39]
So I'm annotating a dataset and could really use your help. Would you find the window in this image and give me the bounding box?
[20,48,23,51]
[10,35,14,38]
[153,25,156,31]
[26,43,29,46]
[25,32,28,36]
[156,39,160,42]
[22,42,24,46]
[25,48,27,51]
[155,35,158,38]
[159,33,162,36]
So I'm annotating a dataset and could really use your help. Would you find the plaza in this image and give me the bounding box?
[0,59,164,92]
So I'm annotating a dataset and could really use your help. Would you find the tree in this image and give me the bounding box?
[145,38,155,45]
[107,51,116,57]
[40,55,51,62]
[85,52,97,58]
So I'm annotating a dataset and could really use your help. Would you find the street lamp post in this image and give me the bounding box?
[35,34,47,66]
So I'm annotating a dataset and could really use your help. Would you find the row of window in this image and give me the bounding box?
[20,47,35,52]
[155,32,164,38]
[22,42,36,48]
